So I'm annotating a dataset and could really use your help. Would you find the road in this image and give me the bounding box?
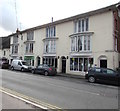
[0,69,119,109]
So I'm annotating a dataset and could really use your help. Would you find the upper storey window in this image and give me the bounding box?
[27,31,34,40]
[46,26,56,38]
[13,36,18,44]
[74,18,89,33]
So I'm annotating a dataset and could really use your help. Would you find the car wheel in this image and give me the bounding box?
[11,67,14,71]
[44,71,49,76]
[21,68,24,72]
[31,69,35,74]
[88,76,95,83]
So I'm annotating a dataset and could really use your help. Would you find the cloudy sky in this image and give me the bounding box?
[0,0,120,36]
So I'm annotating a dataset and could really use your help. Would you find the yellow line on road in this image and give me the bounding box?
[0,86,65,111]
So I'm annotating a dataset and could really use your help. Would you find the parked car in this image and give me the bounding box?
[85,67,120,85]
[31,64,57,76]
[11,60,31,72]
[0,57,10,69]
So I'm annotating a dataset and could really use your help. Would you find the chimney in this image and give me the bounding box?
[52,17,53,23]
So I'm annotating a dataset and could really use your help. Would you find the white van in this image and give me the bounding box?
[11,60,31,71]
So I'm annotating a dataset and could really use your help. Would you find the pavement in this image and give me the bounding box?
[1,71,85,110]
[1,93,35,109]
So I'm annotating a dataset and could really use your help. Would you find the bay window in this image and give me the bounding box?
[71,35,91,52]
[44,40,56,53]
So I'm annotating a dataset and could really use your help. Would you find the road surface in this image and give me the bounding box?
[0,69,119,109]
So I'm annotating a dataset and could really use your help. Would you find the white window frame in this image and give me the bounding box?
[44,40,56,53]
[46,26,56,38]
[25,43,34,53]
[27,31,34,40]
[74,18,89,33]
[12,45,18,54]
[71,35,91,52]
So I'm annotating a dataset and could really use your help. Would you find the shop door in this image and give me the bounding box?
[62,56,66,73]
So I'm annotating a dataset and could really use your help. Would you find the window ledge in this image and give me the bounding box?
[25,53,34,55]
[69,32,94,37]
[70,51,92,56]
[24,40,35,44]
[43,37,58,41]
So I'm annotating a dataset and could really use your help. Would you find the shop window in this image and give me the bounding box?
[74,58,78,71]
[79,58,83,71]
[43,57,57,68]
[70,57,93,72]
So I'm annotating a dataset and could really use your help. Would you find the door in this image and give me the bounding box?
[102,68,118,83]
[62,56,66,73]
[36,65,43,74]
[100,60,107,68]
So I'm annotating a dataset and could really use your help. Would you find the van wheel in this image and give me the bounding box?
[44,71,49,76]
[88,76,95,83]
[21,68,24,72]
[11,67,14,71]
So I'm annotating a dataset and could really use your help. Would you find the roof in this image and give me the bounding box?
[0,36,10,49]
[9,2,120,36]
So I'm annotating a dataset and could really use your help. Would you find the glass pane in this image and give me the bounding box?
[79,58,83,71]
[84,36,87,51]
[82,19,84,32]
[86,18,89,31]
[78,36,82,51]
[107,69,114,74]
[70,58,74,70]
[84,58,88,72]
[74,58,78,71]
[88,36,90,50]
[78,20,81,32]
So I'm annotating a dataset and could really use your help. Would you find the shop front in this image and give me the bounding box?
[70,57,93,72]
[42,56,58,68]
[24,56,34,66]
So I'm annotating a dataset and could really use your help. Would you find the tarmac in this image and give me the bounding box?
[0,72,85,110]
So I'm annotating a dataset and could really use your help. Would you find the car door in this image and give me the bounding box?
[101,68,117,83]
[106,69,118,83]
[94,68,104,81]
[36,65,42,73]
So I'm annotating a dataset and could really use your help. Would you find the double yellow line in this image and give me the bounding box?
[0,86,65,111]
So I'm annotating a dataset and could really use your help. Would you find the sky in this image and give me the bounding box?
[0,0,120,37]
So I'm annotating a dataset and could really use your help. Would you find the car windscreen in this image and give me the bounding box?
[22,61,28,66]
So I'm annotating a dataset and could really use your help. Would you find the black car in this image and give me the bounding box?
[0,57,10,69]
[85,67,120,85]
[31,64,57,76]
